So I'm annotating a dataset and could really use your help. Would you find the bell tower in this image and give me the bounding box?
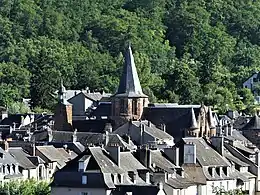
[54,79,73,131]
[111,45,149,126]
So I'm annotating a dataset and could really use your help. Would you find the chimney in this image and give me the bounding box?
[139,148,151,168]
[129,171,137,184]
[105,123,113,133]
[140,123,145,145]
[223,125,228,136]
[161,124,166,132]
[72,129,77,142]
[3,140,8,152]
[105,131,109,146]
[164,147,179,166]
[211,136,224,156]
[183,143,196,164]
[47,128,53,142]
[228,124,233,136]
[32,142,36,156]
[106,145,121,167]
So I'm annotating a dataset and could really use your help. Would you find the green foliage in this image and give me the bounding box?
[0,0,259,113]
[213,186,245,195]
[0,179,50,195]
[8,102,31,114]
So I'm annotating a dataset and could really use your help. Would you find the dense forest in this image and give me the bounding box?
[0,0,259,113]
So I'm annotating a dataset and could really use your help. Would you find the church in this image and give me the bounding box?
[53,44,218,142]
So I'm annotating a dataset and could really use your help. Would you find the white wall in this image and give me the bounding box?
[206,180,236,195]
[51,187,108,195]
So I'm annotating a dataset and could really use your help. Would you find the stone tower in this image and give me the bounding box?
[54,80,73,131]
[111,45,149,126]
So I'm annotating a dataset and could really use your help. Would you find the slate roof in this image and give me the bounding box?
[233,142,255,155]
[114,45,147,98]
[150,150,177,173]
[224,151,249,167]
[48,142,85,154]
[83,92,103,102]
[91,102,111,118]
[142,106,201,139]
[107,134,136,150]
[120,152,147,172]
[115,121,173,141]
[182,164,207,185]
[61,147,124,174]
[0,147,19,165]
[242,115,260,130]
[72,119,113,133]
[225,130,251,143]
[0,114,27,127]
[36,146,69,168]
[182,137,230,167]
[113,185,161,195]
[8,147,36,169]
[233,116,251,130]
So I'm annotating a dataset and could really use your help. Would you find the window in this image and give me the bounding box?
[132,99,137,115]
[82,175,87,184]
[120,99,125,114]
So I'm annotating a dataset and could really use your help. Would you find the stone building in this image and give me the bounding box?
[142,104,217,141]
[54,81,73,131]
[241,114,260,147]
[111,45,149,127]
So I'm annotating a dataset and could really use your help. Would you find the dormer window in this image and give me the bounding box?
[82,175,87,184]
[78,161,85,172]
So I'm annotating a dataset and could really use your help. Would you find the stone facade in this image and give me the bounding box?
[187,106,216,138]
[54,103,73,131]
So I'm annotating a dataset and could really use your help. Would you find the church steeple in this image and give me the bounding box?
[111,45,149,126]
[115,44,147,98]
[54,79,73,131]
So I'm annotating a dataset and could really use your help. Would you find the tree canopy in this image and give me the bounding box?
[0,0,259,113]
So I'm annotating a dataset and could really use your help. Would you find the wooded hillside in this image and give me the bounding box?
[0,0,259,113]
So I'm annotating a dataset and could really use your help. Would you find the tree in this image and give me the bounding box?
[0,179,50,195]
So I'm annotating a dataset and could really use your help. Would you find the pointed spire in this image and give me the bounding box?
[115,44,147,98]
[58,78,71,105]
[208,107,216,129]
[190,108,198,130]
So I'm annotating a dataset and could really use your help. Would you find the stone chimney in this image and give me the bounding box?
[223,125,228,136]
[183,143,196,164]
[228,124,233,136]
[140,123,145,145]
[164,147,179,166]
[139,148,151,168]
[106,145,121,167]
[0,140,9,152]
[211,136,224,156]
[105,131,109,146]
